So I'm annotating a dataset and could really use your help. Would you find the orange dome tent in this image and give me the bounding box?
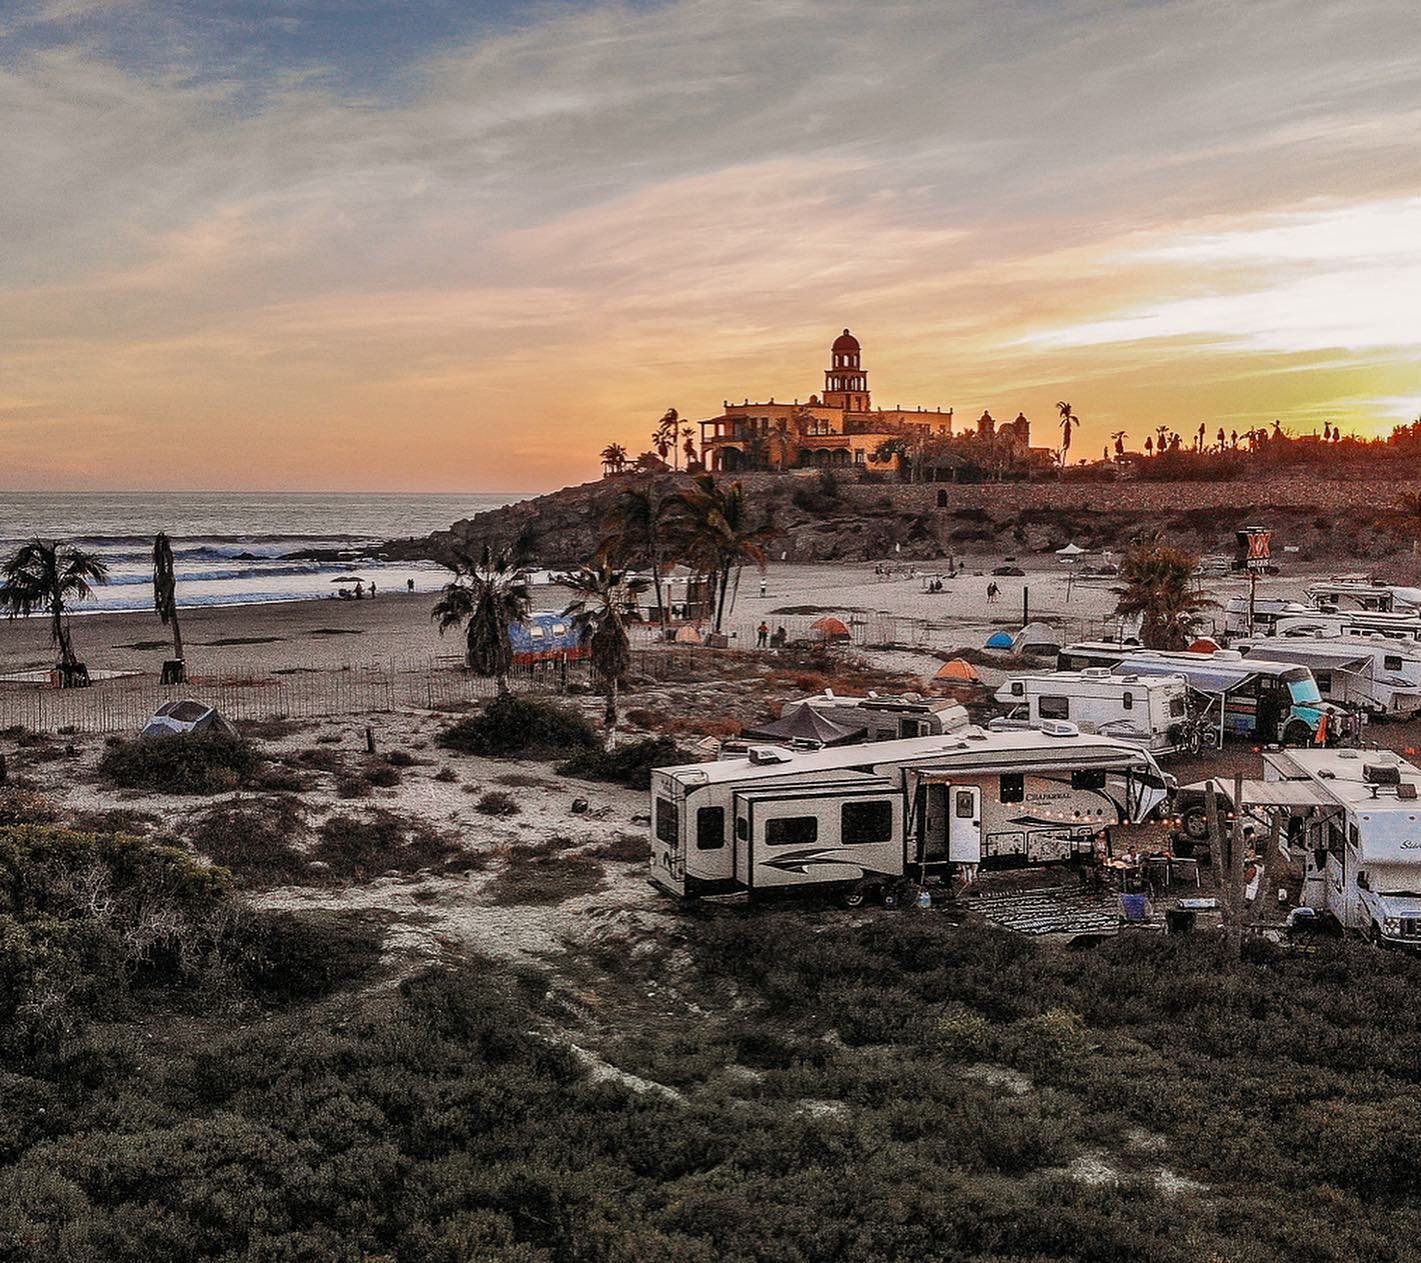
[674,624,704,644]
[1188,636,1220,654]
[810,616,851,642]
[933,658,981,683]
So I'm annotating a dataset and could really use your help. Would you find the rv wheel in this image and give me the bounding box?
[841,882,872,909]
[1180,805,1211,842]
[1282,720,1313,748]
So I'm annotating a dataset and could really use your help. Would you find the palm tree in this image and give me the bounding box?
[1111,430,1127,458]
[601,482,678,632]
[558,563,649,742]
[152,532,185,683]
[1055,400,1077,463]
[600,443,628,476]
[675,475,774,631]
[0,539,109,686]
[654,408,680,470]
[431,545,530,693]
[1114,540,1214,650]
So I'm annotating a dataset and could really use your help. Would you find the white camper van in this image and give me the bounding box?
[1257,747,1421,948]
[991,668,1191,754]
[649,728,1172,901]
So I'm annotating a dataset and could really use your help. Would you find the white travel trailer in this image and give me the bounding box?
[649,728,1172,901]
[1223,595,1312,639]
[990,668,1191,755]
[1255,747,1421,947]
[1302,579,1421,614]
[1269,609,1421,643]
[1238,638,1421,719]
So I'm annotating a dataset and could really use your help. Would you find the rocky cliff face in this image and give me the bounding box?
[377,470,1416,570]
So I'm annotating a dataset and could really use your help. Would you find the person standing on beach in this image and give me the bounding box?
[354,580,365,599]
[407,578,415,592]
[369,580,376,598]
[757,621,769,648]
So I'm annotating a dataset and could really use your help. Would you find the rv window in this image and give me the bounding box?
[841,800,893,845]
[955,790,976,818]
[1385,654,1404,672]
[529,626,545,638]
[1122,692,1133,710]
[1314,671,1332,692]
[1326,820,1344,859]
[696,806,725,850]
[1038,695,1070,720]
[1010,682,1024,697]
[736,815,748,840]
[766,816,818,846]
[654,799,678,844]
[1169,697,1186,718]
[999,774,1024,803]
[899,719,925,739]
[1349,823,1360,849]
[1071,769,1107,791]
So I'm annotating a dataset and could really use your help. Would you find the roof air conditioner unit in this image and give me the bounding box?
[1214,649,1244,661]
[1040,720,1080,737]
[747,746,793,765]
[1364,763,1402,786]
[1082,667,1111,679]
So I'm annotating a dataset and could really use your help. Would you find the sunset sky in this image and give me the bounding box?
[3,0,1420,493]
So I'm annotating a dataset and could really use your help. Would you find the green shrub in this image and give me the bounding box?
[363,763,402,788]
[558,736,690,789]
[313,809,458,880]
[0,825,234,1054]
[484,849,604,906]
[187,796,308,886]
[98,732,260,795]
[0,788,58,827]
[437,693,598,757]
[234,909,384,1003]
[474,789,520,816]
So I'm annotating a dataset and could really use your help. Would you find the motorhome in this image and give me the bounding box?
[1253,747,1421,948]
[1304,580,1407,614]
[990,668,1191,754]
[649,728,1172,901]
[1238,637,1421,719]
[1057,643,1342,746]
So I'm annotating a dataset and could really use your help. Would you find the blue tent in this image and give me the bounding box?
[985,631,1014,649]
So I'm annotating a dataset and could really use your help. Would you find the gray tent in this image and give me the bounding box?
[140,699,239,740]
[743,702,866,748]
[1012,621,1062,655]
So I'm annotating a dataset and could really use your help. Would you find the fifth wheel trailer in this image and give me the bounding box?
[1255,747,1421,947]
[648,727,1172,901]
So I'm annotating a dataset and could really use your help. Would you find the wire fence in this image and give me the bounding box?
[0,656,584,735]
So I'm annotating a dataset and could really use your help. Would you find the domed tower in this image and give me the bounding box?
[823,329,871,412]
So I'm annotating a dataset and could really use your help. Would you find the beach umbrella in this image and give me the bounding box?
[934,658,981,683]
[1188,636,1221,654]
[331,575,367,584]
[810,616,851,642]
[984,631,1014,649]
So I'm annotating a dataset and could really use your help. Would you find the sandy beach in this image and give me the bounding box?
[0,554,1330,684]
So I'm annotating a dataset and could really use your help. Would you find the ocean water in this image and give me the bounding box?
[0,491,525,613]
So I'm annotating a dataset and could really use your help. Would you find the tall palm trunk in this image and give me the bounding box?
[604,677,618,746]
[52,606,73,670]
[649,553,667,631]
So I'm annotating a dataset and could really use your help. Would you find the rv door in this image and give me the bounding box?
[948,785,982,863]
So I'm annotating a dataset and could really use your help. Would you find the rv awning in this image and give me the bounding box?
[1244,644,1371,675]
[1117,658,1249,693]
[1235,779,1338,810]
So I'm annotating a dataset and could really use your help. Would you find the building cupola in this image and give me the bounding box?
[823,328,870,411]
